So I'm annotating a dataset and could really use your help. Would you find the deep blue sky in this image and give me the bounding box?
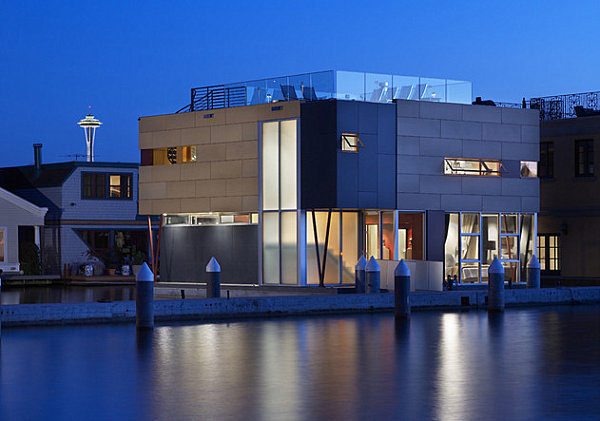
[1,1,599,167]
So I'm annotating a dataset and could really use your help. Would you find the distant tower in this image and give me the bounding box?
[77,108,102,162]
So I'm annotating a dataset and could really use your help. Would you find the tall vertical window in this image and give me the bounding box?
[575,139,593,177]
[261,119,298,284]
[539,142,554,178]
[538,234,560,273]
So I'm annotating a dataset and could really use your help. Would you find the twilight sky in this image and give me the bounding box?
[1,1,599,166]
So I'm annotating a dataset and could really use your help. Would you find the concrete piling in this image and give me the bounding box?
[394,259,411,319]
[527,255,541,289]
[206,257,221,298]
[365,256,380,294]
[136,262,154,329]
[355,256,367,293]
[488,257,505,312]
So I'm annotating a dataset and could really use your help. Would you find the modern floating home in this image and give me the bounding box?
[138,70,539,288]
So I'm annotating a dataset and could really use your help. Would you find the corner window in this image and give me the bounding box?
[341,133,364,152]
[444,158,505,176]
[539,142,553,178]
[575,139,593,177]
[520,161,538,178]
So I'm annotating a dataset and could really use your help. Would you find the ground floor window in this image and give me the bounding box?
[538,234,560,274]
[444,212,536,284]
[77,229,148,266]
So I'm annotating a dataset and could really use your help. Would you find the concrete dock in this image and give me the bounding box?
[1,287,599,327]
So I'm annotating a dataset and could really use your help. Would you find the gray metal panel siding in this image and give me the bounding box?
[396,100,540,213]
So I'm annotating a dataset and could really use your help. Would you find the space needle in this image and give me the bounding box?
[77,107,102,162]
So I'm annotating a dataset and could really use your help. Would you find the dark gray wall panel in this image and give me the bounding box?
[300,101,338,209]
[161,225,258,284]
[426,210,445,261]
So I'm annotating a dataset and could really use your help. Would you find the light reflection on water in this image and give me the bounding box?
[1,306,599,421]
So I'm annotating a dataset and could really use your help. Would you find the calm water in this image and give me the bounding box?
[1,306,599,421]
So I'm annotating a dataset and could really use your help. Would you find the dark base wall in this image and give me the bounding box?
[160,225,258,284]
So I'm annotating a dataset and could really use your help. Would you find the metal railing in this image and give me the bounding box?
[177,85,247,113]
[530,91,600,120]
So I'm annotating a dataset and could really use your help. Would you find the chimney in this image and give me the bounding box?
[33,143,42,178]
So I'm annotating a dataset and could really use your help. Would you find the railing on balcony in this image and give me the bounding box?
[530,91,600,120]
[175,70,473,113]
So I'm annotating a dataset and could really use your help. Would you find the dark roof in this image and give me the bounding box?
[0,161,139,190]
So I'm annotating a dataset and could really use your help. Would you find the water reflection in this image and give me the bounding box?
[1,285,136,304]
[1,306,599,420]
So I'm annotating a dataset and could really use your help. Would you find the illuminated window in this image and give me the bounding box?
[538,234,560,273]
[520,161,538,178]
[182,145,197,163]
[341,133,364,152]
[82,173,132,199]
[444,158,505,176]
[109,174,132,199]
[167,147,177,164]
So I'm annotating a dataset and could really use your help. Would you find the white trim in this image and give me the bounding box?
[0,187,48,218]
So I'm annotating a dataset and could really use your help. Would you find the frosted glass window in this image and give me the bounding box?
[280,120,297,209]
[262,122,279,210]
[342,212,358,284]
[262,212,280,284]
[280,212,297,284]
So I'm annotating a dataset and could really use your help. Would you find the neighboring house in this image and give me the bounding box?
[533,91,600,282]
[0,150,149,275]
[0,186,47,274]
[138,70,539,287]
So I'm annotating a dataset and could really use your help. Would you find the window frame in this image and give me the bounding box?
[340,133,364,152]
[574,139,594,177]
[444,157,506,176]
[537,233,560,274]
[81,172,133,200]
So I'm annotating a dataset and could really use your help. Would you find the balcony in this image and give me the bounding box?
[176,70,472,112]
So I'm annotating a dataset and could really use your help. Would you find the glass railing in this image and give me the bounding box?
[182,70,472,112]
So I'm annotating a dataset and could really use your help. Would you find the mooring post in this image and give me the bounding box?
[527,255,541,289]
[136,262,154,329]
[355,255,367,293]
[365,256,380,294]
[394,259,411,319]
[488,257,505,312]
[206,257,221,298]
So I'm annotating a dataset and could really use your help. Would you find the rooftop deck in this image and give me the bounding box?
[177,70,473,112]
